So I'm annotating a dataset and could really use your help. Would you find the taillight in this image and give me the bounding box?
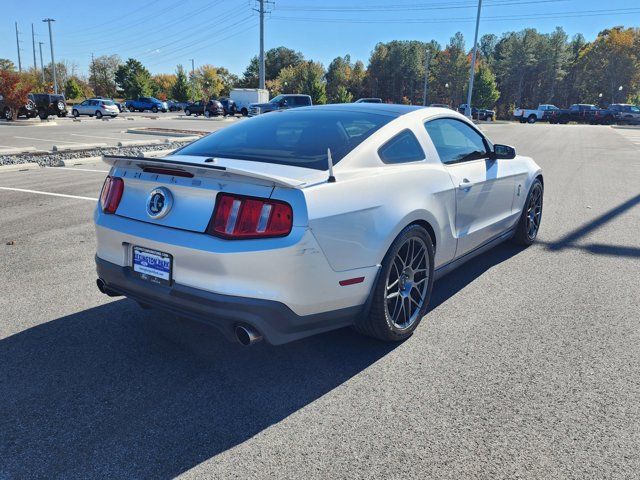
[207,193,293,239]
[100,176,124,214]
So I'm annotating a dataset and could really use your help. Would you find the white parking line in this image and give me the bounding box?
[0,187,97,201]
[45,166,109,173]
[70,133,124,141]
[13,136,84,144]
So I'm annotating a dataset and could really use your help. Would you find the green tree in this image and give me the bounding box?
[171,65,190,102]
[115,58,152,98]
[277,61,327,104]
[64,77,83,99]
[0,58,16,71]
[467,64,500,107]
[150,73,176,100]
[430,34,469,107]
[240,46,304,87]
[89,55,120,97]
[334,85,353,103]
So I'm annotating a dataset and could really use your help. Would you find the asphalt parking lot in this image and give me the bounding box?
[1,124,639,479]
[0,112,236,152]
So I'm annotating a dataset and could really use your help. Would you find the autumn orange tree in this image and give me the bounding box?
[0,70,34,120]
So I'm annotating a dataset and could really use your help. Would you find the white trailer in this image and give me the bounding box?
[230,88,269,116]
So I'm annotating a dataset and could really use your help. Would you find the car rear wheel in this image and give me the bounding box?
[241,108,248,116]
[151,106,158,113]
[95,110,103,119]
[527,114,537,124]
[512,178,543,246]
[72,109,79,117]
[3,107,12,121]
[185,109,191,116]
[355,224,434,342]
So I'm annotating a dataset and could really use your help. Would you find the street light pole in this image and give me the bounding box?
[42,18,57,94]
[38,41,45,83]
[465,0,482,118]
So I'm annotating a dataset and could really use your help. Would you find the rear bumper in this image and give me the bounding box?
[96,256,362,345]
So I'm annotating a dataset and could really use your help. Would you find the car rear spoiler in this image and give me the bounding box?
[102,155,305,188]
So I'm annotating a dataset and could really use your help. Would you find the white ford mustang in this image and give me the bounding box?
[95,104,543,345]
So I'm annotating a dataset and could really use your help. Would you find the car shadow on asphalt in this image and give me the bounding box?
[1,243,526,478]
[0,299,398,478]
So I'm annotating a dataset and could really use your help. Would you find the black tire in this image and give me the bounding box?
[95,110,103,119]
[512,178,544,246]
[355,224,435,342]
[519,118,526,124]
[72,109,79,117]
[527,114,537,124]
[241,107,248,117]
[38,109,48,120]
[3,107,12,121]
[185,109,191,116]
[151,106,158,113]
[128,106,135,112]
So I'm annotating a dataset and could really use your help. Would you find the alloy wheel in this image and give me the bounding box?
[385,237,430,330]
[526,184,543,239]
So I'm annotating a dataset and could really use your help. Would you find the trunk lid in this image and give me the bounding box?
[103,155,322,232]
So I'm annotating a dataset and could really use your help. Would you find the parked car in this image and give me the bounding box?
[230,88,269,116]
[95,104,543,346]
[219,97,237,116]
[0,93,36,120]
[549,104,599,124]
[607,104,640,125]
[184,100,224,117]
[355,98,383,103]
[92,96,124,112]
[514,104,560,123]
[458,104,495,121]
[124,97,168,113]
[30,93,67,119]
[167,100,187,112]
[72,99,119,118]
[248,94,312,116]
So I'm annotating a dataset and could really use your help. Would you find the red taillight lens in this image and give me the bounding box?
[207,193,293,239]
[100,176,124,214]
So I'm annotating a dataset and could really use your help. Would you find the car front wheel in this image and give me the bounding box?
[355,224,434,342]
[151,106,158,113]
[72,109,79,117]
[128,106,135,112]
[3,107,12,121]
[185,109,191,116]
[512,178,543,246]
[95,111,103,119]
[38,109,48,120]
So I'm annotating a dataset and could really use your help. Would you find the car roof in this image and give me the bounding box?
[294,103,427,118]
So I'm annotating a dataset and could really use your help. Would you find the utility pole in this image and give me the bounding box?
[43,18,57,94]
[32,24,37,70]
[91,53,95,93]
[422,49,431,106]
[15,22,22,72]
[190,59,195,75]
[465,0,482,118]
[38,42,45,83]
[259,0,265,89]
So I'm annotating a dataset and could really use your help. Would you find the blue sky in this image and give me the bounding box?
[2,0,639,77]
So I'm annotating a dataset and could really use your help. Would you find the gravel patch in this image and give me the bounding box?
[0,141,192,167]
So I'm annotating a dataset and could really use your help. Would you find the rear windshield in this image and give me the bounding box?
[177,109,394,170]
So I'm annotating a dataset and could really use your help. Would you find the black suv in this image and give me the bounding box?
[31,93,68,119]
[248,94,312,116]
[0,93,37,120]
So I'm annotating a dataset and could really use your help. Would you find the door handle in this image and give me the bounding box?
[458,179,474,190]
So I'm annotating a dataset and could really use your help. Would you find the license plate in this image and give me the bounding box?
[132,246,172,285]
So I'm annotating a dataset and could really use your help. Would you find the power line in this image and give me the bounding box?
[276,0,569,12]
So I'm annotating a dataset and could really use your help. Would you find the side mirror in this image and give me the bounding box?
[493,144,516,159]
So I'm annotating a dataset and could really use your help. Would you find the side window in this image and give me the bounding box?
[424,118,489,165]
[378,129,425,164]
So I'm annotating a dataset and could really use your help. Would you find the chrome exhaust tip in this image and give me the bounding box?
[235,325,263,346]
[96,278,120,297]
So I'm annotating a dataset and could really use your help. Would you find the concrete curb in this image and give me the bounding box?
[0,120,58,127]
[53,143,108,152]
[125,128,204,138]
[59,156,103,167]
[0,146,38,155]
[612,125,640,130]
[117,139,168,147]
[176,116,236,122]
[0,162,40,172]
